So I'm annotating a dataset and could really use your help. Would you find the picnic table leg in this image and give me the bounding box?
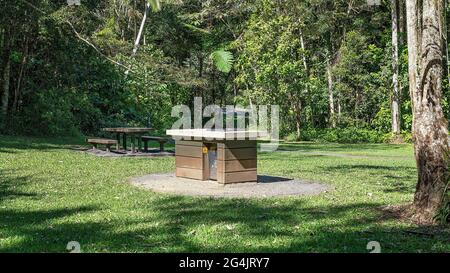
[116,133,121,150]
[144,140,148,152]
[131,135,136,153]
[137,136,142,152]
[159,141,164,152]
[122,133,127,151]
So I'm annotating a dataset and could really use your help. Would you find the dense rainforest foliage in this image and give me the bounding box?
[0,0,449,142]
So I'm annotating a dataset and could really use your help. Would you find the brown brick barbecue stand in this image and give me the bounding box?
[166,129,267,184]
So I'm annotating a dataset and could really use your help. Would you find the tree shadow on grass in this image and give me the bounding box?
[259,153,327,163]
[0,135,83,153]
[381,179,415,193]
[0,135,175,154]
[124,197,449,252]
[271,142,408,153]
[1,194,448,253]
[322,164,416,177]
[0,170,39,201]
[322,164,417,194]
[325,165,416,172]
[0,206,99,252]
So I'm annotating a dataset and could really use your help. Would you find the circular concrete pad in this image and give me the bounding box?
[131,173,330,199]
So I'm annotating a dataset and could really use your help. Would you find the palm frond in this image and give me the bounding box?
[210,50,234,73]
[148,0,161,12]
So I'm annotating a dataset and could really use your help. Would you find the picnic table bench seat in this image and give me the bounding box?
[141,136,170,152]
[87,138,118,152]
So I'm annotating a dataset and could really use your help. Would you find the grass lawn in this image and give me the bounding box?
[0,135,449,253]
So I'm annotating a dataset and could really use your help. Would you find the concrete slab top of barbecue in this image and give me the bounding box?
[166,129,268,140]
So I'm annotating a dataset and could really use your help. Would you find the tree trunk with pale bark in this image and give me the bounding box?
[391,0,401,136]
[13,38,29,112]
[406,0,449,222]
[299,29,308,136]
[327,59,336,128]
[294,99,302,140]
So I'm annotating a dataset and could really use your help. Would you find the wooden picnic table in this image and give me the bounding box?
[102,127,152,153]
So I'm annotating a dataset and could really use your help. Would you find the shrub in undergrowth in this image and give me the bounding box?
[287,128,413,144]
[298,128,320,141]
[8,88,101,136]
[296,128,385,143]
[284,132,300,142]
[381,131,413,144]
[434,201,450,225]
[434,177,450,225]
[400,131,413,143]
[434,155,450,225]
[372,106,392,133]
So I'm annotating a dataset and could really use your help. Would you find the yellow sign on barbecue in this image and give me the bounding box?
[202,147,208,154]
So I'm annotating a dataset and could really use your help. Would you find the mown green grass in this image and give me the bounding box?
[0,135,448,253]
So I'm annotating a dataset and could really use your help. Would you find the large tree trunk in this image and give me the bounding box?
[391,0,401,136]
[445,0,450,83]
[406,0,449,222]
